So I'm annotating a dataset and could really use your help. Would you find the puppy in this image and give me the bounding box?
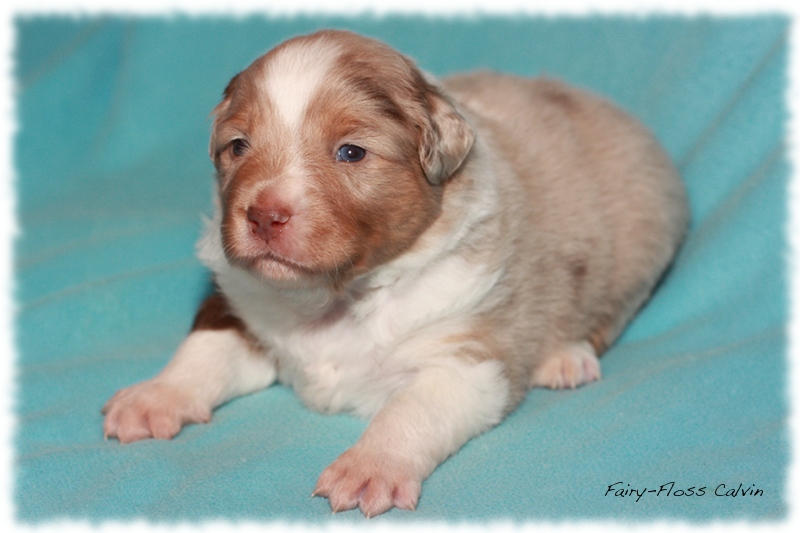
[103,29,689,517]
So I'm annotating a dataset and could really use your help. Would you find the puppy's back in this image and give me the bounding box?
[445,72,688,366]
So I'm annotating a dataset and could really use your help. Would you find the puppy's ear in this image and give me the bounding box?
[418,86,475,185]
[208,72,242,163]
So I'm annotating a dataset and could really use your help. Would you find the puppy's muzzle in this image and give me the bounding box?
[246,192,293,243]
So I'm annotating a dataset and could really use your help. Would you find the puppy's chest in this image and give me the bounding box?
[222,254,502,417]
[244,296,415,418]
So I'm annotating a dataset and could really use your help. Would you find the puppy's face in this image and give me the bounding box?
[209,30,474,289]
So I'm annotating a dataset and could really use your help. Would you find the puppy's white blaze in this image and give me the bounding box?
[264,39,342,132]
[278,157,314,213]
[163,329,277,407]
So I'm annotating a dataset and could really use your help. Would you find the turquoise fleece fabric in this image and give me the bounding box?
[14,15,788,523]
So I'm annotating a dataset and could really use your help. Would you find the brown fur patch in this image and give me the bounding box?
[191,291,246,331]
[539,83,581,114]
[191,291,260,352]
[587,322,611,356]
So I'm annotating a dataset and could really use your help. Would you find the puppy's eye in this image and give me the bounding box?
[230,139,248,157]
[336,144,366,163]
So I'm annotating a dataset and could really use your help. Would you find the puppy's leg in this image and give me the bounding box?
[103,293,275,443]
[314,337,510,517]
[529,340,601,389]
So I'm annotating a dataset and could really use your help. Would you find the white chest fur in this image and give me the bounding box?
[195,142,503,417]
[202,234,501,418]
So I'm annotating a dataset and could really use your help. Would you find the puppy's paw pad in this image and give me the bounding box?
[102,380,211,444]
[531,341,601,389]
[314,446,421,517]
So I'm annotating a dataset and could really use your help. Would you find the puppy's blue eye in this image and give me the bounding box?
[231,139,248,157]
[337,144,366,162]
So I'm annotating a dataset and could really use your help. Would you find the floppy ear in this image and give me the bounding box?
[418,87,475,185]
[208,72,242,163]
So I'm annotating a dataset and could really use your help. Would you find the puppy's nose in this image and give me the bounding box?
[247,203,292,243]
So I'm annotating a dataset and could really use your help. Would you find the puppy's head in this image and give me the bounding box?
[209,30,474,289]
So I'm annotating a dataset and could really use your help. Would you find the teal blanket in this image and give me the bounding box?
[14,15,788,522]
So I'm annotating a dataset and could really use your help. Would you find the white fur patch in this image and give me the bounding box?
[530,340,600,390]
[102,329,277,443]
[377,356,510,467]
[264,38,341,132]
[165,329,277,406]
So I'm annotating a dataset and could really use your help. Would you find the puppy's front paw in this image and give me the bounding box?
[102,380,211,444]
[313,445,422,518]
[531,341,601,389]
